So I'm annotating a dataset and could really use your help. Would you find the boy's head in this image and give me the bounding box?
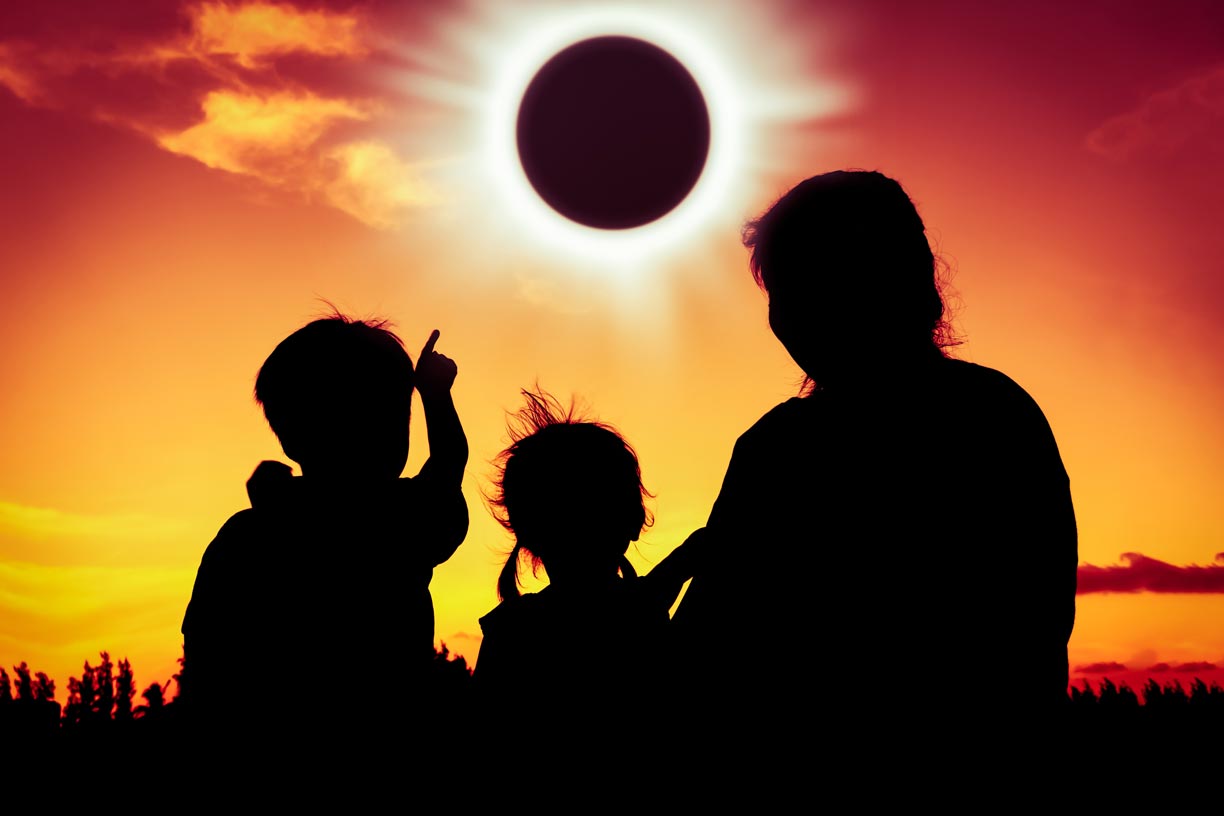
[255,313,414,479]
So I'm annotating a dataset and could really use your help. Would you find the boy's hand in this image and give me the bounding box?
[415,329,457,399]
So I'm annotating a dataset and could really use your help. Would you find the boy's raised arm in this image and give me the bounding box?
[415,329,468,489]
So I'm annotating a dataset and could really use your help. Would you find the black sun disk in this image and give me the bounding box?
[516,36,711,230]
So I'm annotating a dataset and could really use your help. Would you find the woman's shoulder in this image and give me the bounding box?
[742,396,812,437]
[937,358,1048,414]
[936,359,1065,461]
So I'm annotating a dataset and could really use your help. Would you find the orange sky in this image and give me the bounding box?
[2,0,1223,699]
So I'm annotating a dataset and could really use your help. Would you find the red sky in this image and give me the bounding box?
[2,0,1223,699]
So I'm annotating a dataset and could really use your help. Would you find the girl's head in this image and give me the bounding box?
[488,390,652,601]
[743,170,956,388]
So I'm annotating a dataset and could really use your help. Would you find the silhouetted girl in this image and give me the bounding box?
[473,390,697,721]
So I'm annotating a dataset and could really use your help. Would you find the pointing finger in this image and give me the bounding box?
[420,329,440,360]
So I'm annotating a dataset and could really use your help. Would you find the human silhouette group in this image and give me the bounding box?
[181,171,1078,755]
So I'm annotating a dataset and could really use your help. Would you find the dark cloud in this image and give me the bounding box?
[1169,661,1219,674]
[1077,553,1224,594]
[1074,662,1128,674]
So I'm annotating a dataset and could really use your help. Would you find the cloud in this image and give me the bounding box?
[1074,661,1128,674]
[0,42,40,102]
[0,500,200,571]
[322,141,436,228]
[0,559,195,652]
[1077,552,1224,594]
[158,88,367,175]
[1086,65,1224,160]
[1165,661,1219,674]
[0,2,428,227]
[1075,661,1222,679]
[0,501,190,546]
[189,1,367,67]
[0,558,193,698]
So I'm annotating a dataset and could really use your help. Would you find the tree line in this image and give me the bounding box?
[2,648,1221,740]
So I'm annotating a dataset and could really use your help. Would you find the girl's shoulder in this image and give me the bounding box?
[478,591,548,636]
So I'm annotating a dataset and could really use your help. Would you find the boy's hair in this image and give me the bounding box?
[488,389,653,601]
[254,312,414,466]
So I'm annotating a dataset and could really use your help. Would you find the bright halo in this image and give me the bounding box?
[482,7,743,262]
[398,1,851,278]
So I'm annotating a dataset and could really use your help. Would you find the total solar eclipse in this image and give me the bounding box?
[516,36,711,230]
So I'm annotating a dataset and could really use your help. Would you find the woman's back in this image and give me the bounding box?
[675,357,1076,718]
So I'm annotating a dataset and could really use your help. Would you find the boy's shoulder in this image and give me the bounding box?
[195,509,269,574]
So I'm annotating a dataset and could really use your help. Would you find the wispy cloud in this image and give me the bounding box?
[158,88,367,175]
[1154,661,1219,674]
[0,501,190,545]
[1086,65,1224,160]
[1074,661,1129,674]
[0,559,195,657]
[0,42,40,102]
[1077,552,1224,594]
[189,1,367,67]
[1072,660,1222,677]
[0,1,429,228]
[322,140,437,228]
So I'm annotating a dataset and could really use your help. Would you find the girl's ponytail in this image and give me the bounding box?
[497,541,525,602]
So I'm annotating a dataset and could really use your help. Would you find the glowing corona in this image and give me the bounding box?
[403,1,849,277]
[480,7,747,263]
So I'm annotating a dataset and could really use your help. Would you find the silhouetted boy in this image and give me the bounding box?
[181,314,468,740]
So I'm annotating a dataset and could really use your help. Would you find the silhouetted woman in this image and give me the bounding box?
[673,171,1077,728]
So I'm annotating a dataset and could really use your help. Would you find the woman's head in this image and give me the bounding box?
[488,390,652,600]
[743,170,955,387]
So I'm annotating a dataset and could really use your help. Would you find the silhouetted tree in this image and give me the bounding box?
[0,668,10,734]
[172,649,185,704]
[64,659,98,727]
[1097,677,1119,706]
[1142,678,1163,708]
[115,657,135,722]
[33,672,55,702]
[95,651,114,721]
[136,681,169,719]
[9,662,60,737]
[1070,679,1097,706]
[13,662,34,701]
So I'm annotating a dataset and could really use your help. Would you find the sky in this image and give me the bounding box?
[2,0,1223,700]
